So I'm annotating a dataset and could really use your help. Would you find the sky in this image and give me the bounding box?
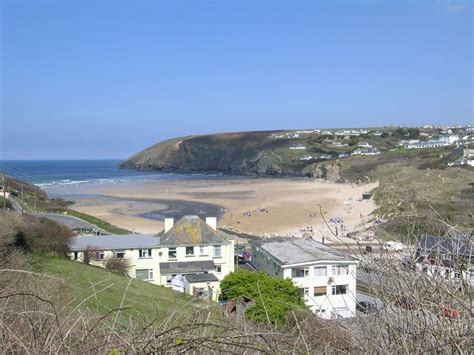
[0,0,472,160]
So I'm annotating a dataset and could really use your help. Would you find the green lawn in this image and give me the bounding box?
[34,256,204,323]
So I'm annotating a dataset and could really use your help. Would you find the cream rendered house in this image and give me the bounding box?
[251,237,358,319]
[68,215,235,301]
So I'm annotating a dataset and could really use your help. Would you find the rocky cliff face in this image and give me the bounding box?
[121,131,341,179]
[301,163,342,182]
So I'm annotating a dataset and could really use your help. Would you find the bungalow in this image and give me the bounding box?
[68,215,235,301]
[414,235,473,284]
[251,237,358,319]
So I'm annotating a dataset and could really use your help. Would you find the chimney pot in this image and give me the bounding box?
[206,217,217,230]
[164,218,174,233]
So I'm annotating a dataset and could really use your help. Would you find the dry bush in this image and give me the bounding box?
[0,211,72,255]
[104,256,131,275]
[0,209,471,353]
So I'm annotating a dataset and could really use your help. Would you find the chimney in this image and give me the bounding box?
[206,217,217,230]
[164,218,174,233]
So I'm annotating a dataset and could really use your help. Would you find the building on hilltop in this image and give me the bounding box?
[250,237,358,319]
[67,215,235,301]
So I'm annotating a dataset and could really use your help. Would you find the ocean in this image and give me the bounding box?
[0,160,220,195]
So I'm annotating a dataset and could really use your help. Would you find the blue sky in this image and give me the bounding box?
[1,0,472,159]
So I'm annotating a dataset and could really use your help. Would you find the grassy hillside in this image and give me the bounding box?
[1,174,131,234]
[33,256,202,323]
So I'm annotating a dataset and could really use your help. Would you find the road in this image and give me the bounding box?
[32,213,108,235]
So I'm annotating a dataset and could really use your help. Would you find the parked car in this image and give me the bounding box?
[383,241,405,252]
[356,301,378,314]
[441,309,460,318]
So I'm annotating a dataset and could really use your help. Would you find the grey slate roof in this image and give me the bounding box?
[417,235,473,260]
[160,260,216,275]
[160,215,230,246]
[68,234,160,251]
[252,237,357,265]
[185,273,219,283]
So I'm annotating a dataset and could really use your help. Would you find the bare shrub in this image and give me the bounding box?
[82,246,96,265]
[104,256,131,275]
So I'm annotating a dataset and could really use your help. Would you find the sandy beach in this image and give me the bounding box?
[69,177,379,240]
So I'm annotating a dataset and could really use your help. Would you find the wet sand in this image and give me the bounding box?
[69,177,379,239]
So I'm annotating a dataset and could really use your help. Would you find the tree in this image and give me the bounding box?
[380,132,389,138]
[407,128,420,139]
[348,136,360,146]
[220,269,306,327]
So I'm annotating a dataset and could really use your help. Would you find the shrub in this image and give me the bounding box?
[0,211,73,255]
[220,269,305,327]
[104,256,131,276]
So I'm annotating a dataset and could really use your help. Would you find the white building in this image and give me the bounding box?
[290,144,306,150]
[68,215,235,301]
[251,237,358,319]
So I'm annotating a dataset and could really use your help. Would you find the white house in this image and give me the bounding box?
[68,215,235,301]
[290,144,306,150]
[250,237,358,319]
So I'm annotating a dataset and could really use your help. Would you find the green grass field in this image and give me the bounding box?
[33,256,204,323]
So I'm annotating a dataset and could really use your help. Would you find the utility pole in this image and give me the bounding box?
[21,186,24,214]
[2,174,6,209]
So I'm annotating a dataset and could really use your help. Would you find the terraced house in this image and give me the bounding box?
[251,237,358,319]
[68,215,235,301]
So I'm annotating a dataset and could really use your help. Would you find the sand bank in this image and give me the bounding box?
[70,177,379,239]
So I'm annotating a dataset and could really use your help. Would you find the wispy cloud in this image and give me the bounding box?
[445,2,471,12]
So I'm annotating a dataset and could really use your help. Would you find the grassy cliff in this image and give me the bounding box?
[121,128,474,228]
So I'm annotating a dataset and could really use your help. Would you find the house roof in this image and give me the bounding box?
[185,273,219,283]
[252,237,357,265]
[68,234,160,251]
[159,215,230,246]
[417,235,473,258]
[160,260,216,275]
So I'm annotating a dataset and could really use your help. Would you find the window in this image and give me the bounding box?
[314,286,326,297]
[168,248,177,259]
[136,269,154,281]
[314,267,327,277]
[199,246,206,256]
[139,249,152,258]
[441,254,451,261]
[304,267,310,277]
[298,288,307,296]
[96,251,105,260]
[186,246,194,256]
[215,265,222,273]
[332,265,349,275]
[213,245,222,258]
[115,250,126,259]
[331,285,348,295]
[454,271,462,279]
[292,268,306,278]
